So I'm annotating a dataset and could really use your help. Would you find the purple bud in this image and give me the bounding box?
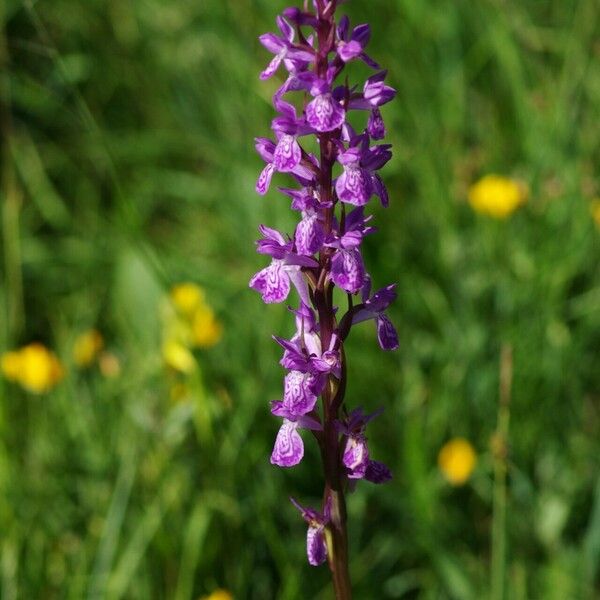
[365,460,392,483]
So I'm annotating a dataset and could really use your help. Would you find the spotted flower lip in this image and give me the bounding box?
[351,281,399,350]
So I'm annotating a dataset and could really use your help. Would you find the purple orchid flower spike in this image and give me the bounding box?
[290,496,332,566]
[253,2,397,590]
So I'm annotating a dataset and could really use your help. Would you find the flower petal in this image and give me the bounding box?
[338,40,362,62]
[335,166,373,206]
[273,134,302,172]
[365,459,393,483]
[249,261,290,303]
[295,214,324,255]
[330,248,366,294]
[271,420,304,467]
[260,51,285,80]
[306,94,346,133]
[376,314,399,351]
[256,163,275,195]
[284,371,318,415]
[367,108,386,140]
[307,526,327,566]
[343,435,370,479]
[259,33,285,54]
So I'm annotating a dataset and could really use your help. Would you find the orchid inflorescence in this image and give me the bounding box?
[250,0,397,589]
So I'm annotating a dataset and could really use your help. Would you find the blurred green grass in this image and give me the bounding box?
[1,0,600,598]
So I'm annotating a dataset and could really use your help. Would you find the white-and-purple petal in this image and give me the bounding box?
[295,214,324,255]
[271,420,304,467]
[307,526,327,566]
[343,435,370,479]
[335,166,373,206]
[256,163,275,195]
[306,94,346,132]
[249,260,290,303]
[330,248,366,294]
[273,134,302,172]
[284,370,318,415]
[260,50,286,80]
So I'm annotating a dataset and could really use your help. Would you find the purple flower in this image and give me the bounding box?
[249,225,317,304]
[363,71,397,107]
[274,329,341,379]
[368,108,386,140]
[354,280,399,350]
[273,134,302,172]
[259,16,314,80]
[290,497,331,566]
[330,248,366,293]
[283,370,319,415]
[253,1,397,571]
[335,148,373,206]
[343,434,369,479]
[270,402,322,467]
[337,408,393,483]
[295,212,324,255]
[348,71,397,110]
[336,16,379,69]
[306,92,346,132]
[255,133,316,196]
[365,460,392,484]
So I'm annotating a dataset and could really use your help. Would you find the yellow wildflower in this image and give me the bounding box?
[199,590,233,600]
[171,283,205,316]
[438,438,477,486]
[162,339,196,373]
[468,174,528,218]
[191,305,222,348]
[1,343,64,393]
[73,329,104,368]
[590,199,600,229]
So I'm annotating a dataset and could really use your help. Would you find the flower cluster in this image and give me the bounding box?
[250,1,397,570]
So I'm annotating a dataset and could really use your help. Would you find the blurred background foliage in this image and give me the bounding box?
[1,0,599,598]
